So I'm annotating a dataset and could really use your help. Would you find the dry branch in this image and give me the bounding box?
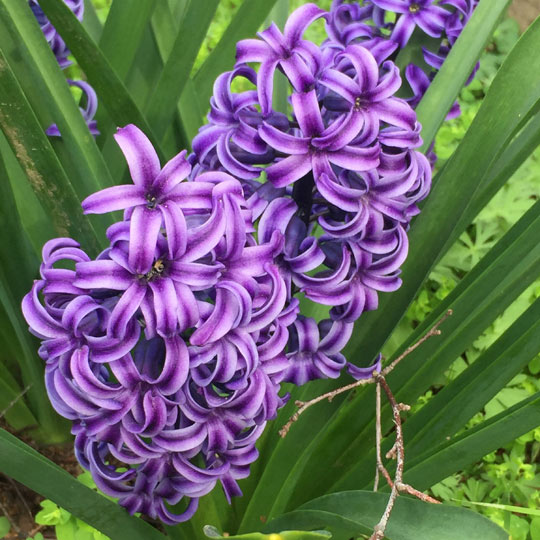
[279,309,452,539]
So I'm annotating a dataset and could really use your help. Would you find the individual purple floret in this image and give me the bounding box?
[370,0,449,47]
[23,0,481,525]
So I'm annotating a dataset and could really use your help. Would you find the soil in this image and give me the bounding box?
[0,419,81,540]
[510,0,540,30]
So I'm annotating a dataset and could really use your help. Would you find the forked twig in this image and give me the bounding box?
[369,375,439,540]
[279,309,452,539]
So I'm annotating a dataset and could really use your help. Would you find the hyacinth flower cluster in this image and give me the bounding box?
[29,0,99,136]
[23,1,479,525]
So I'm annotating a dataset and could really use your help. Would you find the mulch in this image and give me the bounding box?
[0,418,81,540]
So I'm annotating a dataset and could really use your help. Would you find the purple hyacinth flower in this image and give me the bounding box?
[371,0,450,47]
[320,44,416,137]
[82,125,209,274]
[192,66,285,180]
[347,352,382,379]
[46,80,100,137]
[325,0,374,48]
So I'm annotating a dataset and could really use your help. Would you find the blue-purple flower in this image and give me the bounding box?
[23,0,480,525]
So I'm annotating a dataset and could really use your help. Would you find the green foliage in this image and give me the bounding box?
[265,491,508,540]
[390,17,540,538]
[204,527,332,539]
[0,428,165,540]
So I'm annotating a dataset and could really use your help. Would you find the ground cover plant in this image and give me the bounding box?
[1,0,540,539]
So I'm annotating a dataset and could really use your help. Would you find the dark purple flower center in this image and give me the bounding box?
[146,193,157,209]
[354,96,368,112]
[143,258,166,281]
[409,3,421,13]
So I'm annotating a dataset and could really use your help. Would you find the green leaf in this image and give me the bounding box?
[404,393,540,490]
[0,44,99,252]
[0,517,10,539]
[204,527,331,539]
[99,0,157,81]
[0,375,37,430]
[457,111,540,247]
[265,491,508,540]
[459,500,540,517]
[402,296,540,456]
[417,0,511,151]
[191,0,279,107]
[0,0,114,204]
[35,500,71,526]
[145,0,218,140]
[0,428,166,540]
[37,0,164,160]
[531,517,540,540]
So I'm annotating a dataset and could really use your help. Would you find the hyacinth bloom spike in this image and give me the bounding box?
[19,0,486,522]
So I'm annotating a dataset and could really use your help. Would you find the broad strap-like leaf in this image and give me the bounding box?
[204,526,331,539]
[99,0,157,81]
[0,0,114,199]
[265,491,508,540]
[145,0,218,140]
[416,0,511,151]
[0,47,100,252]
[403,296,540,456]
[404,392,540,490]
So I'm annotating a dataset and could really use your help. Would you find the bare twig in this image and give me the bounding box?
[0,385,32,420]
[369,375,403,540]
[277,310,452,539]
[373,381,381,492]
[27,524,45,538]
[369,375,439,540]
[279,310,452,437]
[381,309,452,377]
[0,499,21,537]
[373,380,394,492]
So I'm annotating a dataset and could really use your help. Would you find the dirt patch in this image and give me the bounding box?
[510,0,540,30]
